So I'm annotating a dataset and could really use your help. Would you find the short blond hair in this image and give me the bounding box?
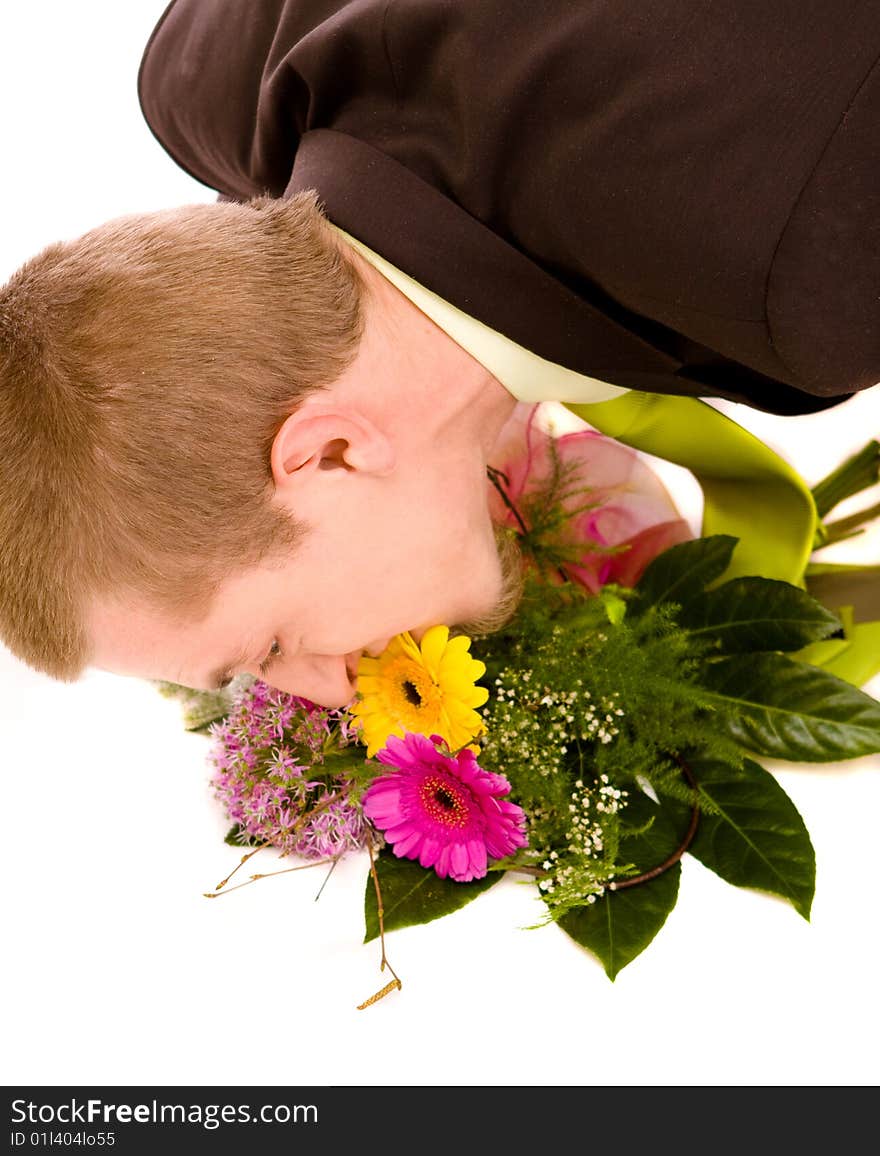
[0,193,363,680]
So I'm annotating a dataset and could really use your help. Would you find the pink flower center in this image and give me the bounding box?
[419,775,470,828]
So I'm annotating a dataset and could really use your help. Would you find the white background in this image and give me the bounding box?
[2,1,879,1089]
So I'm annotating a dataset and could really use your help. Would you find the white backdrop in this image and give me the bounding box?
[2,2,879,1089]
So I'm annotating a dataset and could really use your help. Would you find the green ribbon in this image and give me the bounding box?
[566,393,879,690]
[796,613,880,688]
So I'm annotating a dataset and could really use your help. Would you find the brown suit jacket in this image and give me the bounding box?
[139,0,880,414]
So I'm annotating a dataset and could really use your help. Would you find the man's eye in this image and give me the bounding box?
[259,640,283,675]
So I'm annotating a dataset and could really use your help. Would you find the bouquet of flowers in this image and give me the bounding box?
[160,404,880,1003]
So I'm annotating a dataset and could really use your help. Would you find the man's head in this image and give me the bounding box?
[0,194,521,703]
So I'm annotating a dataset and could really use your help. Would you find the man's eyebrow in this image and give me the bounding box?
[207,644,250,691]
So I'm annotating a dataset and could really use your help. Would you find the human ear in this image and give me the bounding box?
[270,405,396,488]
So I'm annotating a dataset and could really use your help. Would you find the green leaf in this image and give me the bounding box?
[558,790,685,979]
[634,535,738,607]
[600,590,628,625]
[698,653,880,761]
[677,577,841,654]
[153,679,234,730]
[559,870,680,981]
[675,756,815,919]
[363,850,501,943]
[223,824,260,848]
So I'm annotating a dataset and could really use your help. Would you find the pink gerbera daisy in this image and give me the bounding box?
[363,732,528,882]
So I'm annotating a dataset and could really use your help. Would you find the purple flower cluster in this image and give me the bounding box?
[208,680,368,859]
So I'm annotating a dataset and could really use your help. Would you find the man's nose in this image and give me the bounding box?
[267,653,356,708]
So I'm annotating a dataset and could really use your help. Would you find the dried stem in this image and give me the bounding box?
[314,855,341,902]
[204,857,338,898]
[206,789,346,895]
[357,828,403,1010]
[211,842,270,892]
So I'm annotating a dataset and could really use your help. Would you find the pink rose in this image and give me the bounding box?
[488,403,693,592]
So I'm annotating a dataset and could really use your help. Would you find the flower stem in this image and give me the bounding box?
[487,464,571,582]
[811,440,879,519]
[487,466,529,535]
[820,499,880,546]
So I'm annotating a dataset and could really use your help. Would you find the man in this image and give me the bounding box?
[1,0,878,704]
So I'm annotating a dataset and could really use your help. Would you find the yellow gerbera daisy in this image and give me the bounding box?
[350,625,489,757]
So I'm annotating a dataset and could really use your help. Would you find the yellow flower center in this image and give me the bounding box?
[401,680,422,707]
[389,658,441,720]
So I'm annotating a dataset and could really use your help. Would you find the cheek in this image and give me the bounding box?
[300,484,491,632]
[298,547,409,632]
